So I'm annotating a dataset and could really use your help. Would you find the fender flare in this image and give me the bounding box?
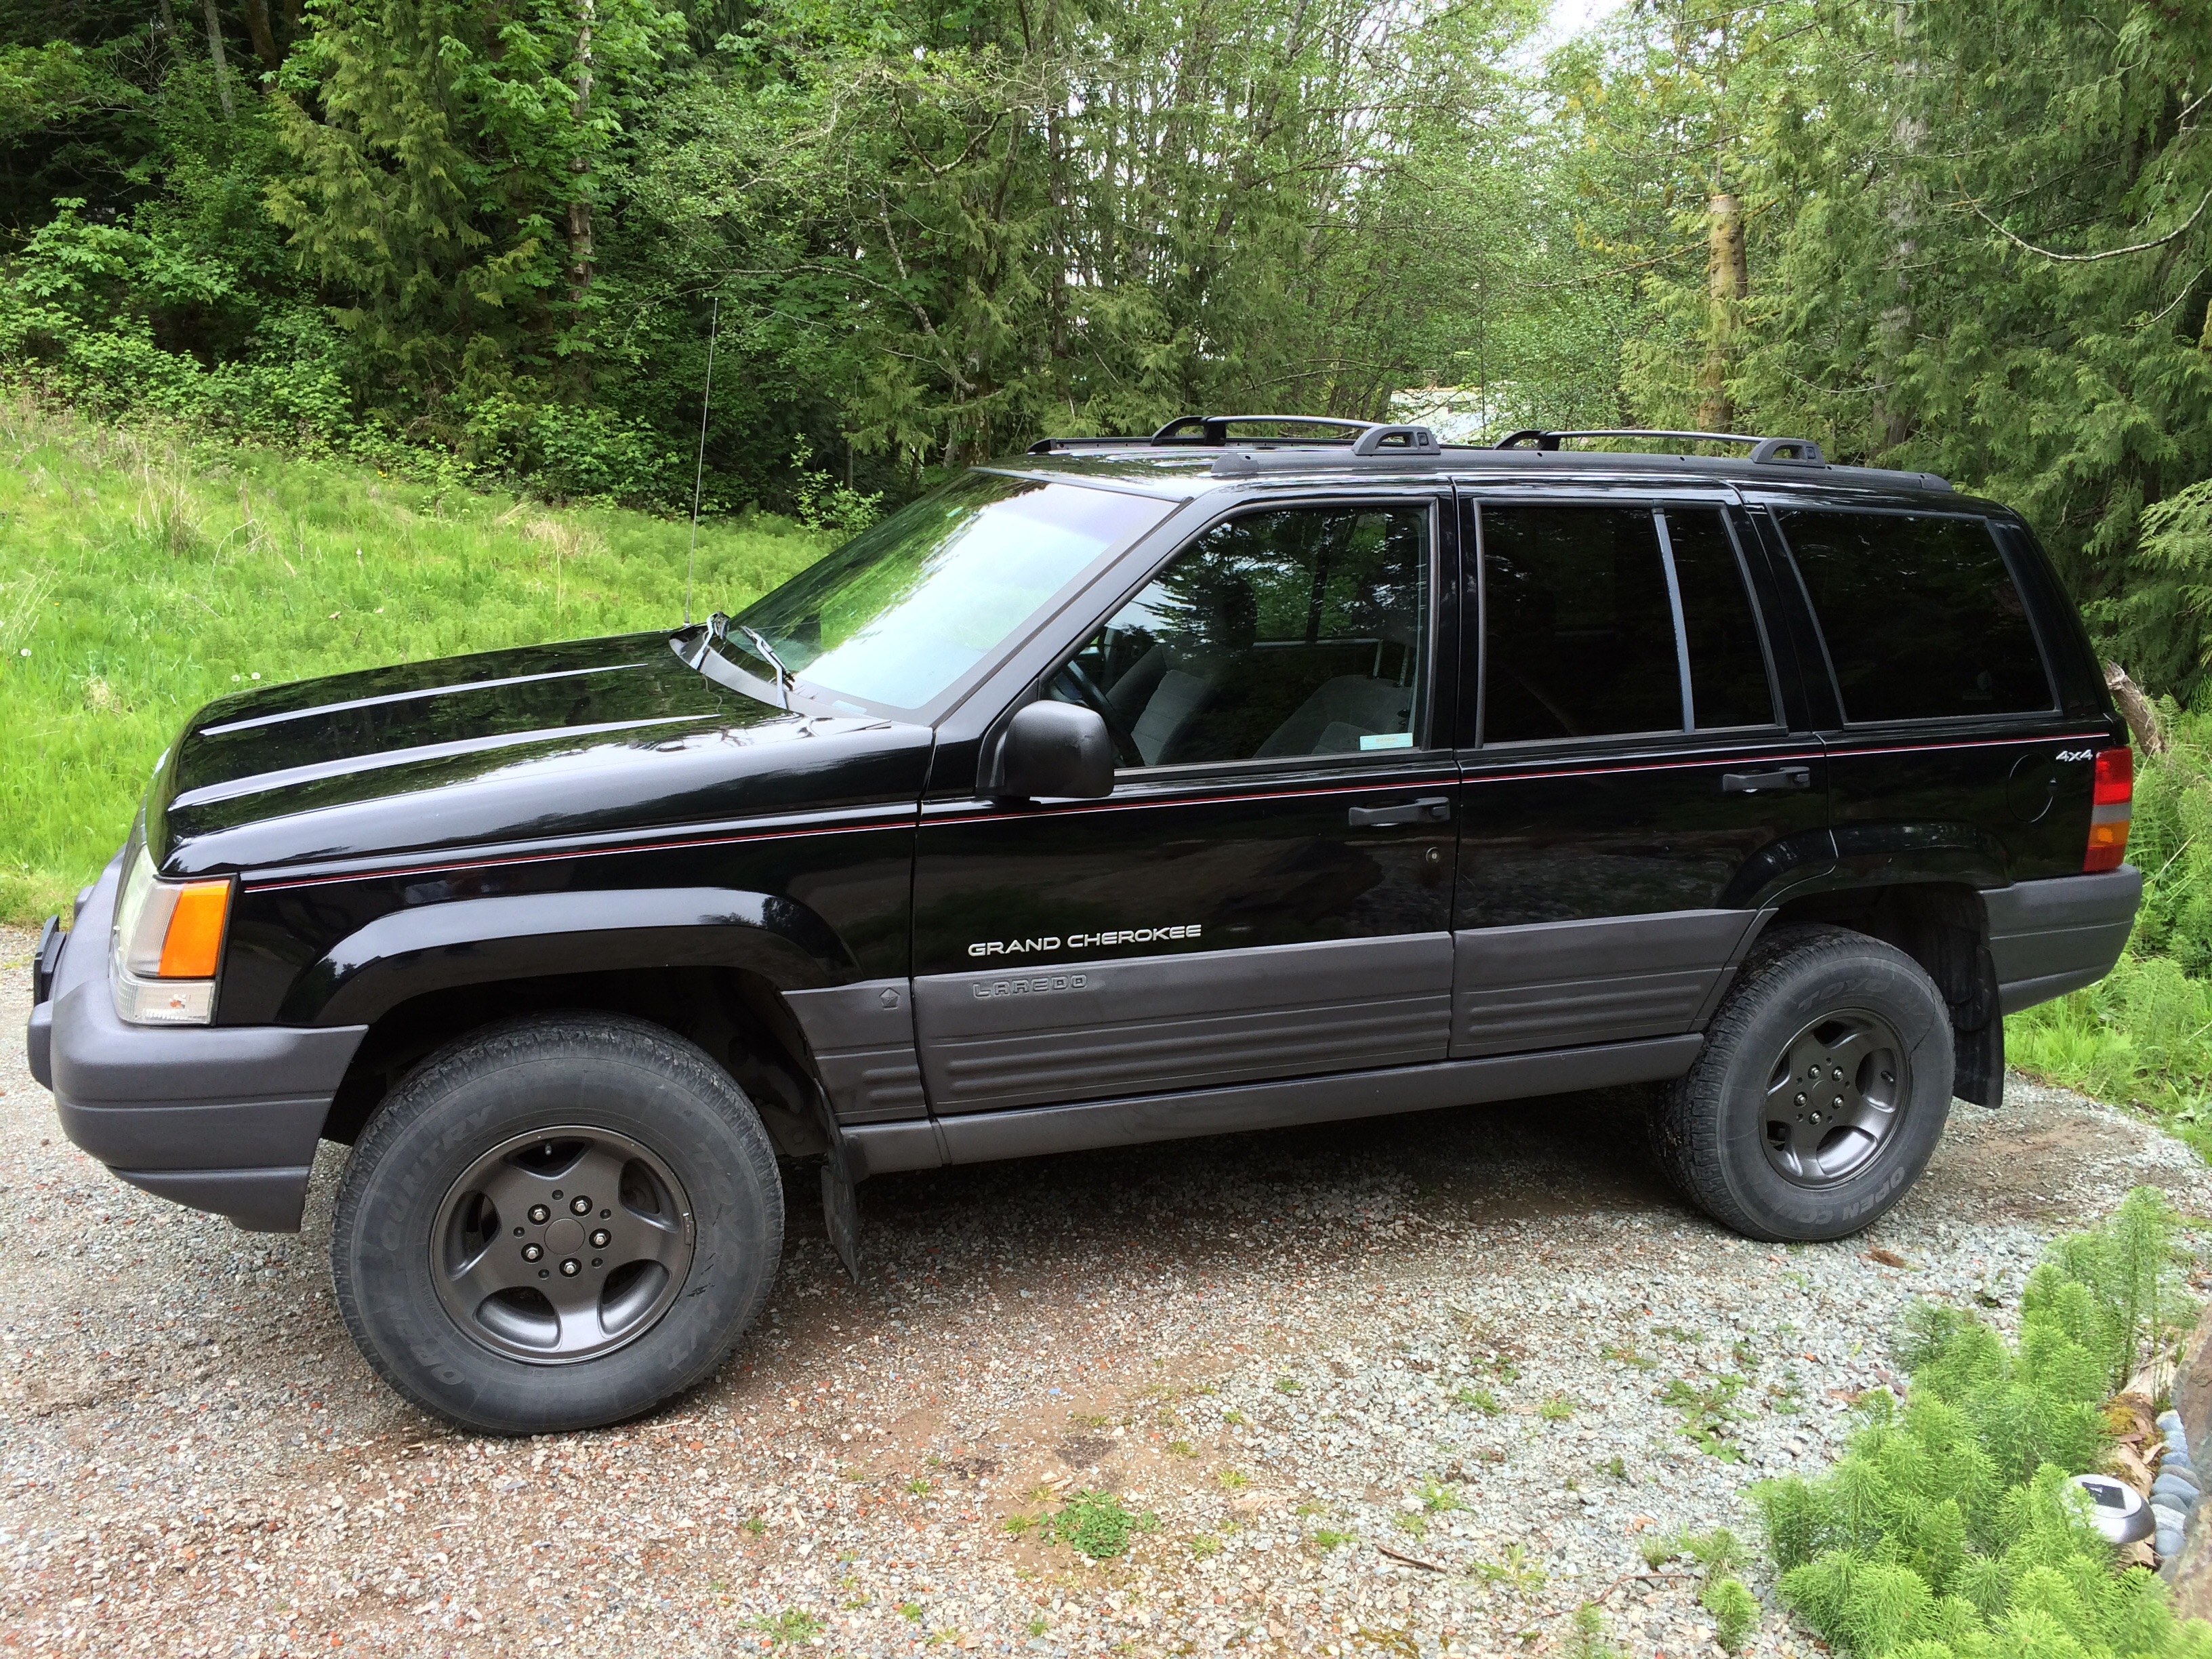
[278,886,854,1026]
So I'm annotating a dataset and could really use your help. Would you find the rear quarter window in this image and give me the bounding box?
[1776,510,2055,722]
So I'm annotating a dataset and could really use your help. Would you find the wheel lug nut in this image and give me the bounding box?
[571,1195,592,1216]
[1794,1092,1806,1107]
[560,1258,581,1277]
[590,1229,611,1248]
[528,1204,550,1225]
[522,1243,544,1262]
[1831,1066,1844,1082]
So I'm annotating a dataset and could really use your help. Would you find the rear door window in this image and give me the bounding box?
[1479,505,1679,742]
[1477,503,1778,743]
[1776,510,2055,722]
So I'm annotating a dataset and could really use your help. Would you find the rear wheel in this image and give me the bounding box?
[1651,926,1953,1242]
[331,1012,783,1434]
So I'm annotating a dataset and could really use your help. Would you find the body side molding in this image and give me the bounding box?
[842,1033,1704,1176]
[1450,909,1760,1059]
[783,979,928,1124]
[912,933,1454,1113]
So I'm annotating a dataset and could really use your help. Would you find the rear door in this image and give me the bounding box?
[1450,489,1830,1057]
[909,490,1460,1114]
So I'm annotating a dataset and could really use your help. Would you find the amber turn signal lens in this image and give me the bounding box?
[2085,818,2130,872]
[157,880,232,978]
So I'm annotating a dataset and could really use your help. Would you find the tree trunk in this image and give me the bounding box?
[2104,662,2165,756]
[241,0,279,71]
[567,0,596,305]
[1697,190,1746,432]
[199,0,234,119]
[154,0,175,39]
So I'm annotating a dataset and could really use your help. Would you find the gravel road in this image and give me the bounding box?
[5,919,2209,1659]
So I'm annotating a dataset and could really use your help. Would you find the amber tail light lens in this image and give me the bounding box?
[2085,745,2132,873]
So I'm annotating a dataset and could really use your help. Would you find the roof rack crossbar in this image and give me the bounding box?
[1494,427,1825,465]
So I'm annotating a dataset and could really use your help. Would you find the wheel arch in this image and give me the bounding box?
[1751,878,2002,1105]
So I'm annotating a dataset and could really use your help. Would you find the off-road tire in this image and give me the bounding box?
[1651,926,1953,1242]
[331,1012,783,1435]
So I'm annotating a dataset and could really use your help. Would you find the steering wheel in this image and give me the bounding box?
[1052,659,1144,768]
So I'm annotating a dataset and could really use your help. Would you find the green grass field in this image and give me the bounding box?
[0,399,829,922]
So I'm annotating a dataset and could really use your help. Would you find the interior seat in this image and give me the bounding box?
[1256,674,1414,756]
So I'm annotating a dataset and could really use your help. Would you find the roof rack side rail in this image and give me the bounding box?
[1492,428,1826,466]
[1026,435,1162,454]
[1150,414,1380,446]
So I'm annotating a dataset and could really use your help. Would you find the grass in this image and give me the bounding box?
[1046,1489,1155,1560]
[0,398,827,922]
[2008,701,2212,1149]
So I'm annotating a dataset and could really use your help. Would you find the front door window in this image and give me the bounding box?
[1055,505,1431,766]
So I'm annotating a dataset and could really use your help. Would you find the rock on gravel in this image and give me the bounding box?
[4,918,2209,1657]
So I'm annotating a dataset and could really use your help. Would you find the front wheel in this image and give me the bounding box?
[1650,926,1954,1242]
[331,1013,784,1434]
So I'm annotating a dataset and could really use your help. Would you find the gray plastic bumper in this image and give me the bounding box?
[1985,865,2143,1015]
[31,851,368,1231]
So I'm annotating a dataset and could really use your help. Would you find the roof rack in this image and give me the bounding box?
[1494,428,1826,465]
[1027,413,1439,455]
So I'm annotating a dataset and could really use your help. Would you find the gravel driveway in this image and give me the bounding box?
[5,920,2208,1658]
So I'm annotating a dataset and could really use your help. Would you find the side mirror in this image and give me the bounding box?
[991,701,1114,801]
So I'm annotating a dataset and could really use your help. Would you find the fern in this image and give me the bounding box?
[1757,1188,2203,1657]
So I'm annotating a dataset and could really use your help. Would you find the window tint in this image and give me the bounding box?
[1480,506,1680,742]
[1779,511,2053,722]
[734,472,1170,713]
[1662,509,1777,729]
[1056,506,1429,766]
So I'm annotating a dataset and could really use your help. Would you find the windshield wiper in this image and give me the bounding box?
[735,622,796,712]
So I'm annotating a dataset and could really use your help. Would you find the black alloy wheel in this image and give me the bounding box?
[431,1127,695,1364]
[1651,926,1952,1242]
[1759,1012,1908,1187]
[332,1013,783,1435]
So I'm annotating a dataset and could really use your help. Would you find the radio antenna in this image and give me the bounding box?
[684,293,720,626]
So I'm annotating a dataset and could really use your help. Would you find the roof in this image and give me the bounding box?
[989,417,1971,508]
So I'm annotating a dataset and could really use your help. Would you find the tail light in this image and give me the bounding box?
[2085,745,2132,873]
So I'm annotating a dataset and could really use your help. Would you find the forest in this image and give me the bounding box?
[1,0,2207,700]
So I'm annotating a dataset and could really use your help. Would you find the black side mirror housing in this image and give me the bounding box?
[989,701,1115,801]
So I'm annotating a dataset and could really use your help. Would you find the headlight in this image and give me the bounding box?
[110,836,232,1025]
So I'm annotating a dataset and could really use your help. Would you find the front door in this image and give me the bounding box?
[910,494,1459,1114]
[1451,491,1830,1058]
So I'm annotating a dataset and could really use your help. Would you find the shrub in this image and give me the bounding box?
[1755,1189,2204,1658]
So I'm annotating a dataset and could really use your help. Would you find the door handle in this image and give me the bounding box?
[1721,766,1813,795]
[1348,796,1452,828]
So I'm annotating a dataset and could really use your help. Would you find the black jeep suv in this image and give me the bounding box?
[27,417,2140,1433]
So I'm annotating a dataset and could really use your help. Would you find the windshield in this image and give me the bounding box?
[729,472,1173,714]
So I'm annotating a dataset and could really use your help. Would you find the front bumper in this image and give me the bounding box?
[26,850,368,1231]
[1985,864,2144,1014]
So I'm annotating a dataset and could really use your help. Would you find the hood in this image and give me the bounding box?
[148,632,933,877]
